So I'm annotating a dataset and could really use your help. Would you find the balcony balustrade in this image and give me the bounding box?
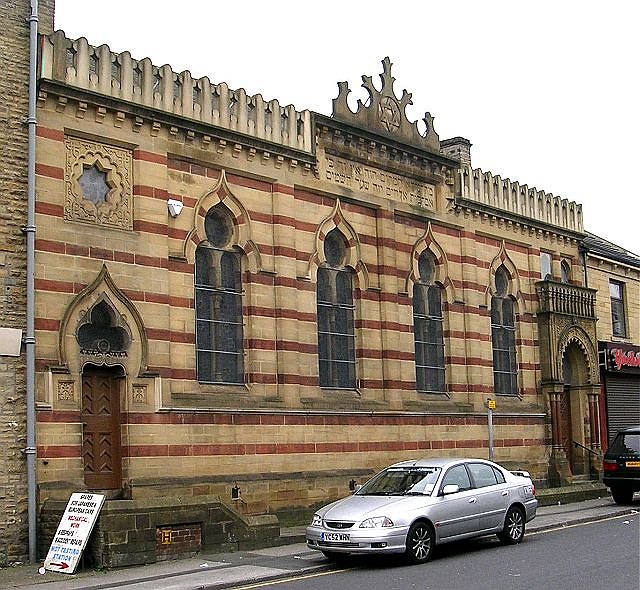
[536,281,596,319]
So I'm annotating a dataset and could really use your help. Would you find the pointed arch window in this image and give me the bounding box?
[413,251,446,393]
[195,207,244,384]
[317,230,356,389]
[491,266,518,395]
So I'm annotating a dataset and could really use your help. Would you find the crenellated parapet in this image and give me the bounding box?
[39,30,313,154]
[457,164,583,234]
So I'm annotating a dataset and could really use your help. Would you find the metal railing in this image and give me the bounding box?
[573,440,601,458]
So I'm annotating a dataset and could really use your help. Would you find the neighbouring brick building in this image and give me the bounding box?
[582,235,640,447]
[1,0,637,567]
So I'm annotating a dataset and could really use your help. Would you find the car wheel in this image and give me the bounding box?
[405,521,434,564]
[611,487,634,504]
[498,506,525,544]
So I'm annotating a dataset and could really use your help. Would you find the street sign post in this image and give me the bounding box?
[43,493,105,574]
[487,398,496,461]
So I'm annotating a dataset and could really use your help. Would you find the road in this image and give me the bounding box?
[231,515,639,590]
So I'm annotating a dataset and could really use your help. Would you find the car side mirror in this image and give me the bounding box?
[442,484,460,496]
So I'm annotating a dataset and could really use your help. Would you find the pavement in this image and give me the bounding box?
[1,494,638,590]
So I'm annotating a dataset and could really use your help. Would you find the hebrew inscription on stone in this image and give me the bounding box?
[322,154,434,210]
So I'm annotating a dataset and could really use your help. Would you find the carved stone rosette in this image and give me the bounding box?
[64,136,133,230]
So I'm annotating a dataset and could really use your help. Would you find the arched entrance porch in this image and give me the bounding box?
[546,333,601,485]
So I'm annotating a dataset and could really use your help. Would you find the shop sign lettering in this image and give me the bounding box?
[611,348,640,371]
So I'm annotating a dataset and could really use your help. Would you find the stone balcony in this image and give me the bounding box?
[536,280,596,319]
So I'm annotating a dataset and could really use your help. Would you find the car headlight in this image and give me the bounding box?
[311,514,323,527]
[359,516,394,528]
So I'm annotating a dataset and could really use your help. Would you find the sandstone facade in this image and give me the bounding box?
[32,32,595,515]
[2,0,637,565]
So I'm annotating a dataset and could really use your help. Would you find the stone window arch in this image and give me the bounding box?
[195,205,244,384]
[317,229,356,389]
[413,250,445,393]
[491,265,518,395]
[77,299,131,354]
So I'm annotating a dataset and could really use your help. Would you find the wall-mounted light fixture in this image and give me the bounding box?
[167,198,184,218]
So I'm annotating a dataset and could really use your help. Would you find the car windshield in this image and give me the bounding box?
[356,467,441,496]
[609,433,640,456]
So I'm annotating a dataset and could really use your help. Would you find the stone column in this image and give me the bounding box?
[588,390,602,476]
[548,386,571,486]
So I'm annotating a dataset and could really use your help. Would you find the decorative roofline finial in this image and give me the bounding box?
[332,57,440,153]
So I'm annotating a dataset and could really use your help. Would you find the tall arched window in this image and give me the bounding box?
[413,251,445,393]
[195,207,244,384]
[317,229,356,388]
[491,266,518,395]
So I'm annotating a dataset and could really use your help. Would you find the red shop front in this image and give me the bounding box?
[598,341,640,448]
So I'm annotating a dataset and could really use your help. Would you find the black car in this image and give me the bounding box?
[603,426,640,504]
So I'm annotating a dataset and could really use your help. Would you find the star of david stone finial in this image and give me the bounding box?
[332,57,440,153]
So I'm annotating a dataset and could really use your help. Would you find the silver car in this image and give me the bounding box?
[306,457,537,564]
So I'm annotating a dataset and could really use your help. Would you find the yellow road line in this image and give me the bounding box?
[231,567,349,589]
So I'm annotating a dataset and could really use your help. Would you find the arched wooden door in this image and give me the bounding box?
[81,366,122,490]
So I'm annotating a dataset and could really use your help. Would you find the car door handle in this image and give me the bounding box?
[469,497,477,503]
[501,491,509,496]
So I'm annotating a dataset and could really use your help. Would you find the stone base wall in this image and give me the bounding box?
[125,468,375,517]
[36,413,550,529]
[39,495,279,568]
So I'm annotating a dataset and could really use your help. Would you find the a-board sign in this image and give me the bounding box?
[43,493,105,574]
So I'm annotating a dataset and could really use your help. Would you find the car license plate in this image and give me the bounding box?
[321,532,350,542]
[626,461,640,468]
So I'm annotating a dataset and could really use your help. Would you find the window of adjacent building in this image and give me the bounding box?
[195,207,244,384]
[610,280,627,338]
[560,259,571,284]
[491,266,518,395]
[413,251,446,393]
[317,229,356,389]
[540,252,552,280]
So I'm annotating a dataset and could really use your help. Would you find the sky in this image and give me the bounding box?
[53,0,640,255]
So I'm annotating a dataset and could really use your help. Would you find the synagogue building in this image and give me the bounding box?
[1,0,639,565]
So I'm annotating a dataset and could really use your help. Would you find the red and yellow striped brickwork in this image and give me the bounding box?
[32,33,587,513]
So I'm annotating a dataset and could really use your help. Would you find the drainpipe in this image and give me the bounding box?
[25,0,39,564]
[579,243,589,288]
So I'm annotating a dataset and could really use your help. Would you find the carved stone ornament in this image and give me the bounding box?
[57,381,75,402]
[65,136,133,230]
[332,57,440,152]
[132,384,147,404]
[76,297,132,367]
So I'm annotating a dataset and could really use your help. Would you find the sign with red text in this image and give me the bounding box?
[44,493,105,574]
[600,341,640,374]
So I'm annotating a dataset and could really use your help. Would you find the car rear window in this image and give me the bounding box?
[467,463,498,488]
[609,433,640,456]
